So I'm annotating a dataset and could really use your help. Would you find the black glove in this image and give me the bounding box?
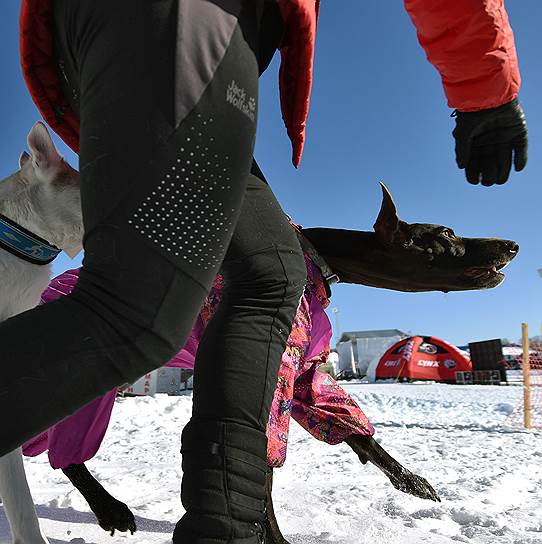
[452,98,528,186]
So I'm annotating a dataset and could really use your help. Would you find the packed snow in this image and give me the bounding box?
[2,382,541,544]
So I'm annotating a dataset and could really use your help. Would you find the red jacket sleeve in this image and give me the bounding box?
[404,0,520,112]
[278,0,320,167]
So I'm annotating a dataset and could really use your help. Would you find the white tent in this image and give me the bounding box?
[336,329,407,378]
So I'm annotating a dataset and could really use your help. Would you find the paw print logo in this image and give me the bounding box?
[26,245,46,258]
[248,97,256,113]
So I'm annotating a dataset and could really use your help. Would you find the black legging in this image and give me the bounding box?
[1,0,304,503]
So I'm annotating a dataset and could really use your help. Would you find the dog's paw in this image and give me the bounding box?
[388,468,441,502]
[91,497,137,536]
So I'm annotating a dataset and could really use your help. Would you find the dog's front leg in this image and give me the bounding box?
[345,435,441,502]
[62,463,136,535]
[264,470,291,544]
[0,448,50,544]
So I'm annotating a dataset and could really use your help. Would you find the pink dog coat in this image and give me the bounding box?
[23,255,373,468]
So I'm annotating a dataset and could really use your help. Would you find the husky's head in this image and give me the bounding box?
[13,122,83,258]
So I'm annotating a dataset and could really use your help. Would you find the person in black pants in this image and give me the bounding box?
[2,1,304,542]
[6,0,530,541]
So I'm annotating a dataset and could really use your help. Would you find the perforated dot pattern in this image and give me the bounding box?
[128,114,235,270]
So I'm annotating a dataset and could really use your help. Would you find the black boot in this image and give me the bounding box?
[173,419,268,544]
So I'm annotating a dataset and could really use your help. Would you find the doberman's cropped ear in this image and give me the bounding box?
[373,182,401,244]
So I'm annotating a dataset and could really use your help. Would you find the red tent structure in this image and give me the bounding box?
[376,336,472,382]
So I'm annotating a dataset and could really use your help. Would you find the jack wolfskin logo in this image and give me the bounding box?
[226,80,256,122]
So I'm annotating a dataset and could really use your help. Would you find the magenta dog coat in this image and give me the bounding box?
[23,256,373,468]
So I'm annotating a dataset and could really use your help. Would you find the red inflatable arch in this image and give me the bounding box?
[376,336,472,382]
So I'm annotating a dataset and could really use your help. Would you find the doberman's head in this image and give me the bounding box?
[302,183,519,293]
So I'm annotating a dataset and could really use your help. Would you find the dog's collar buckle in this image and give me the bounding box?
[325,273,340,286]
[0,213,61,265]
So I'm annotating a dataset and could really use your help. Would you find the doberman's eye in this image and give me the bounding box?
[441,229,455,239]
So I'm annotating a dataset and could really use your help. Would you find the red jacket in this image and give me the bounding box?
[20,0,520,166]
[403,0,520,112]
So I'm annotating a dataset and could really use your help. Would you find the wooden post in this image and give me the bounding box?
[522,323,532,430]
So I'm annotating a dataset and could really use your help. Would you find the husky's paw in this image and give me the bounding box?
[90,496,137,536]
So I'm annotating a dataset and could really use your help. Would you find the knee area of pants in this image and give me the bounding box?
[224,245,306,296]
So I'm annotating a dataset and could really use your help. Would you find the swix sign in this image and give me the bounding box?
[376,336,472,382]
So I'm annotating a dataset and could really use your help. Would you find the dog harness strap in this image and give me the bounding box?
[0,213,61,265]
[295,229,339,295]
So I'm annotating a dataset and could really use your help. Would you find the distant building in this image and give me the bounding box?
[318,350,339,378]
[336,329,407,379]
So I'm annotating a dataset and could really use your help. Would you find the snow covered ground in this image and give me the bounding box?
[2,382,541,544]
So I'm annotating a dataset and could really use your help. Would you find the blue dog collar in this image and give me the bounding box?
[0,213,61,265]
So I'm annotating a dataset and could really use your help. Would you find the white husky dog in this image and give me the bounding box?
[0,122,82,544]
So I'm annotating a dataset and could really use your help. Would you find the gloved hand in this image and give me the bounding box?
[452,98,528,186]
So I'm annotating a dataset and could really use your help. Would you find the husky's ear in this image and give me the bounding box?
[19,151,31,169]
[27,122,62,175]
[373,182,403,244]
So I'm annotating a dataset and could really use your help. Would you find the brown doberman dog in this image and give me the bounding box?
[62,183,518,540]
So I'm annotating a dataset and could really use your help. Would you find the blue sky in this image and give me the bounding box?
[1,2,541,347]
